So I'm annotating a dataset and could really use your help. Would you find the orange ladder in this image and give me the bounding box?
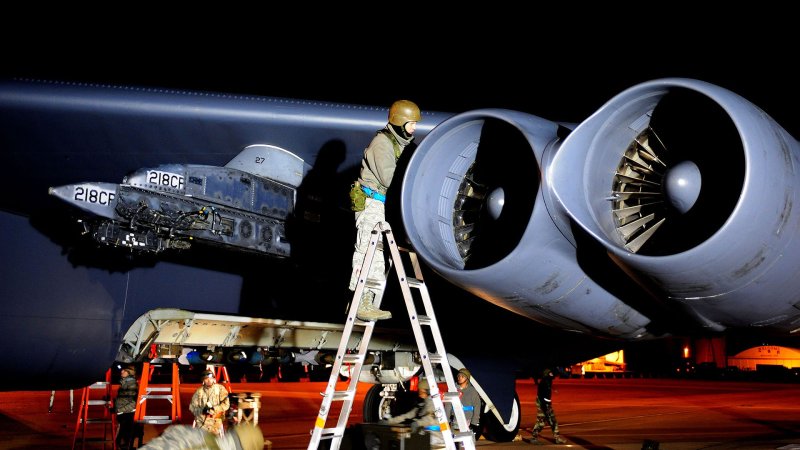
[72,368,115,450]
[211,364,232,388]
[134,362,181,426]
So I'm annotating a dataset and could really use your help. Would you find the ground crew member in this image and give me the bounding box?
[189,369,230,435]
[531,368,567,444]
[449,368,481,436]
[382,377,444,447]
[114,365,140,450]
[348,99,421,321]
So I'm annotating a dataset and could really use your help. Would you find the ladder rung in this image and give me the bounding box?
[139,416,173,424]
[354,318,377,327]
[89,382,109,388]
[428,353,443,364]
[452,431,475,442]
[342,354,364,364]
[331,391,355,402]
[406,278,423,288]
[82,418,112,424]
[87,400,108,406]
[146,387,172,392]
[141,395,173,401]
[417,315,432,325]
[319,427,346,439]
[364,279,385,289]
[442,392,461,401]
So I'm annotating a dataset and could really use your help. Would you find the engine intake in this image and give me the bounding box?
[401,109,652,339]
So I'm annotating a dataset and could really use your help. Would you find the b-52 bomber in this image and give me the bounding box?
[49,144,309,257]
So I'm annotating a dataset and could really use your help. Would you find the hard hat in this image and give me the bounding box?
[543,368,554,378]
[202,369,215,379]
[457,368,471,381]
[388,100,421,126]
[417,377,430,392]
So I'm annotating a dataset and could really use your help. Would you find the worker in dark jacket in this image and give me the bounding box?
[114,365,139,450]
[531,368,567,444]
[382,377,444,447]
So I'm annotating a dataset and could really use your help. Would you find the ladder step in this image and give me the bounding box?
[354,318,380,328]
[319,426,346,439]
[428,353,444,364]
[87,400,108,406]
[141,394,173,400]
[442,392,461,402]
[82,418,112,424]
[417,315,432,325]
[364,279,385,289]
[342,354,364,364]
[406,277,423,288]
[452,431,475,442]
[331,391,355,402]
[139,416,173,424]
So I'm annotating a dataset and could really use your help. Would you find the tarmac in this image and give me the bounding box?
[2,377,800,449]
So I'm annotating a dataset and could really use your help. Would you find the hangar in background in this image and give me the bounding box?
[727,345,800,371]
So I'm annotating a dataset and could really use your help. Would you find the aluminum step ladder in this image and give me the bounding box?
[307,221,475,450]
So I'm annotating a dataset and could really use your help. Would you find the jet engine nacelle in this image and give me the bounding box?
[401,109,652,339]
[551,78,800,333]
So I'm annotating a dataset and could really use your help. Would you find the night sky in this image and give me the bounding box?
[3,13,796,136]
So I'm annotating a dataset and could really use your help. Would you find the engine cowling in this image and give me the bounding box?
[400,109,653,339]
[550,78,800,333]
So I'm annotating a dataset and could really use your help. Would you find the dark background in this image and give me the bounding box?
[2,11,798,375]
[2,11,796,136]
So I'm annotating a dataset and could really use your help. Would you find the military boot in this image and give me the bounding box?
[356,291,391,321]
[525,428,540,444]
[554,435,567,444]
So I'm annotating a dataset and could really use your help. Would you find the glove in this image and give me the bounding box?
[202,406,213,415]
[410,421,421,433]
[469,424,480,434]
